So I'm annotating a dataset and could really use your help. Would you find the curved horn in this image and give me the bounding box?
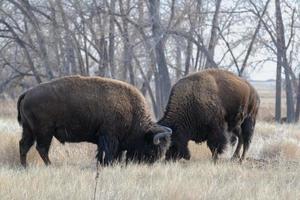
[153,126,172,145]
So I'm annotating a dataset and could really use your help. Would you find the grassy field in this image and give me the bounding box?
[0,82,300,200]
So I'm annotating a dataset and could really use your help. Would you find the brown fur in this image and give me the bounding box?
[18,76,171,167]
[159,69,260,162]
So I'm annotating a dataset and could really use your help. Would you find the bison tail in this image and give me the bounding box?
[17,92,26,126]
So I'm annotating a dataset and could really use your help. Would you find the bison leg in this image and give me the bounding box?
[230,135,238,147]
[207,127,227,163]
[232,136,243,160]
[240,117,255,162]
[97,134,118,166]
[36,133,53,166]
[165,134,190,161]
[19,126,35,167]
[231,127,243,160]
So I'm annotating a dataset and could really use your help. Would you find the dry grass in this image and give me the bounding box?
[1,160,299,200]
[0,99,17,118]
[0,118,300,200]
[251,81,288,122]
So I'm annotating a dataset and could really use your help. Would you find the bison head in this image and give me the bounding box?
[126,125,172,163]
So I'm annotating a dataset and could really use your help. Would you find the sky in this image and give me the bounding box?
[250,63,276,81]
[215,0,299,81]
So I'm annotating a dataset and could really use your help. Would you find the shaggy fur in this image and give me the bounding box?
[17,76,171,167]
[159,69,260,162]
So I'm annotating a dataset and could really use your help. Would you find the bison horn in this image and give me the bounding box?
[153,126,172,145]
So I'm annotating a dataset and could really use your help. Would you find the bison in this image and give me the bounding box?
[158,69,260,162]
[17,76,172,167]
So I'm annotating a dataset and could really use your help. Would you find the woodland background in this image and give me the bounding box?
[0,0,300,122]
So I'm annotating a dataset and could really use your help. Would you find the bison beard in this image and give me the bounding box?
[17,76,172,167]
[159,69,260,163]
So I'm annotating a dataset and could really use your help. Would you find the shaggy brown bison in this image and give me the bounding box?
[158,69,260,162]
[17,76,172,167]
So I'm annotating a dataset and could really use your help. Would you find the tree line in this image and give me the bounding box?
[0,0,299,122]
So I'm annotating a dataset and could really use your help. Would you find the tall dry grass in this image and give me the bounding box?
[0,117,300,200]
[1,160,299,200]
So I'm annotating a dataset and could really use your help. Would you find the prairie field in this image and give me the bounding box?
[0,82,300,200]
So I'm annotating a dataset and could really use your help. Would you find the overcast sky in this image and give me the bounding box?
[250,64,276,80]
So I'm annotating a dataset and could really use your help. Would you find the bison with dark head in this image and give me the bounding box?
[158,69,260,162]
[17,76,172,167]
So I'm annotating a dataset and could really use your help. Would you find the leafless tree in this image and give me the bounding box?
[0,0,299,122]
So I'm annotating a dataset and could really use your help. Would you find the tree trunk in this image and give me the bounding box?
[56,0,77,75]
[72,35,85,75]
[275,53,282,122]
[119,0,134,84]
[108,0,116,78]
[275,0,294,123]
[140,39,158,116]
[205,0,222,68]
[176,38,182,79]
[123,20,134,85]
[295,73,300,122]
[48,0,61,75]
[72,0,89,75]
[184,38,192,76]
[149,0,172,118]
[99,37,108,77]
[283,56,295,123]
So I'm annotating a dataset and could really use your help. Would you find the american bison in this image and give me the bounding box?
[17,76,172,167]
[158,69,260,162]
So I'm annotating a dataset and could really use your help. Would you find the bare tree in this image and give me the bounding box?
[108,0,116,78]
[149,0,171,117]
[275,0,295,123]
[8,0,54,79]
[205,0,222,68]
[0,0,299,126]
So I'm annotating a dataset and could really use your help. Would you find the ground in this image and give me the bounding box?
[0,81,299,200]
